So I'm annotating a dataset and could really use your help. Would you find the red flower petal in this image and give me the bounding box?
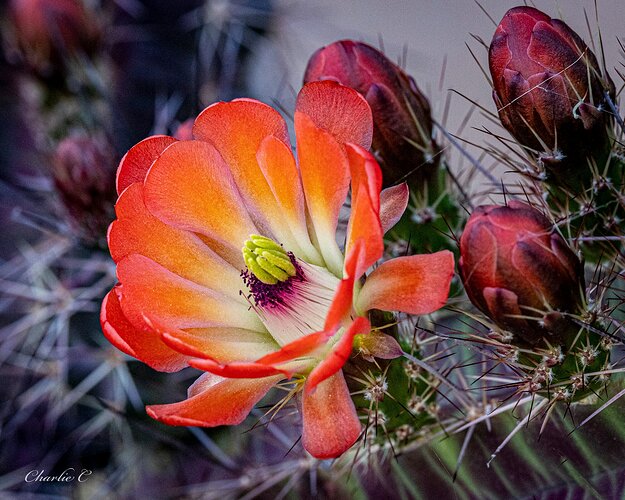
[101,290,137,358]
[323,239,364,331]
[185,330,335,379]
[116,135,177,194]
[306,316,370,392]
[158,326,276,364]
[146,375,281,427]
[356,251,455,315]
[189,358,291,378]
[296,80,373,150]
[379,183,409,233]
[256,135,322,264]
[101,288,190,372]
[318,145,385,332]
[347,144,381,212]
[256,330,329,365]
[302,371,361,459]
[344,144,383,277]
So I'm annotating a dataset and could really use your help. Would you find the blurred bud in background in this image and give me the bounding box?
[52,133,116,246]
[489,6,614,183]
[6,0,100,77]
[304,40,440,189]
[173,118,194,140]
[459,201,585,346]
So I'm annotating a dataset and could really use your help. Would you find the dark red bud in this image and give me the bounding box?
[459,201,585,346]
[304,40,439,188]
[52,134,116,245]
[489,7,614,180]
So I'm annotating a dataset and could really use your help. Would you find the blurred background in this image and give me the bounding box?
[1,0,624,498]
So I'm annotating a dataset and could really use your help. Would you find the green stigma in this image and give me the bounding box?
[242,235,297,285]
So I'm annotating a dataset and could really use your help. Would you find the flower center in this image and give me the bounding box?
[241,235,340,346]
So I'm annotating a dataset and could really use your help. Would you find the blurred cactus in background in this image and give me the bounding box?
[5,0,100,79]
[1,1,625,498]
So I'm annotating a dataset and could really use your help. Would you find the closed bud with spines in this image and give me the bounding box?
[489,6,614,184]
[459,201,585,347]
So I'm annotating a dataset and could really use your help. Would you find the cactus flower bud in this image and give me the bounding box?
[459,201,585,346]
[52,134,116,245]
[489,7,614,180]
[304,40,439,188]
[7,0,99,76]
[173,119,194,141]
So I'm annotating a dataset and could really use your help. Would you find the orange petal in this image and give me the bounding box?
[146,375,281,427]
[380,183,409,233]
[323,239,364,331]
[256,135,322,264]
[302,371,362,459]
[344,144,383,277]
[189,358,291,378]
[313,144,384,330]
[177,329,335,377]
[295,111,348,275]
[256,330,329,365]
[193,100,304,254]
[160,326,277,364]
[306,316,370,392]
[116,254,263,333]
[116,135,177,194]
[101,288,190,372]
[187,372,221,398]
[109,183,244,302]
[142,140,257,263]
[101,290,137,358]
[183,329,331,378]
[356,251,455,315]
[347,144,381,212]
[296,81,373,149]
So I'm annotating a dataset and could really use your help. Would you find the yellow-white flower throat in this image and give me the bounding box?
[241,235,340,346]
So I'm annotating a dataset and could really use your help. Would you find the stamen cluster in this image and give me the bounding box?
[241,252,304,309]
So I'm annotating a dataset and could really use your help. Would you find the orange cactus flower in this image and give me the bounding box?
[101,81,454,459]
